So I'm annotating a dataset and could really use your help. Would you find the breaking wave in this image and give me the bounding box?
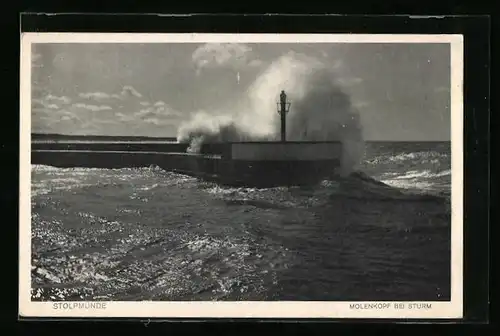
[31,164,448,210]
[177,51,364,175]
[365,151,450,166]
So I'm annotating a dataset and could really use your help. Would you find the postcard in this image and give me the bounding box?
[20,32,463,319]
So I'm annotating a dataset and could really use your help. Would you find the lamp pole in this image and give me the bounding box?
[277,90,291,142]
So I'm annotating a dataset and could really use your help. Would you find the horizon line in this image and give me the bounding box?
[30,133,451,142]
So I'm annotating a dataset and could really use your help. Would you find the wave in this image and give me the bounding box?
[31,164,165,174]
[203,170,448,210]
[328,171,449,202]
[30,164,186,197]
[365,151,449,166]
[177,51,364,175]
[380,169,451,181]
[30,164,448,206]
[31,205,287,301]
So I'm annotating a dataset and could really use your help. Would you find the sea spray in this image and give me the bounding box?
[177,50,365,174]
[177,112,264,149]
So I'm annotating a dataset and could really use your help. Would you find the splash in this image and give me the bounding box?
[177,51,365,174]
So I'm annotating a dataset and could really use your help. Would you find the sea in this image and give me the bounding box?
[30,141,452,302]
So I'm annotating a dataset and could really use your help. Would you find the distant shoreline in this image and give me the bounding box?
[30,133,450,144]
[31,133,178,142]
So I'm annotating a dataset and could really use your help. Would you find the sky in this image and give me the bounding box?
[31,42,451,141]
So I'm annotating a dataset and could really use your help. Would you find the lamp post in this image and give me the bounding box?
[277,90,291,142]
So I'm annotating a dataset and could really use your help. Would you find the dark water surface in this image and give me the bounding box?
[31,142,451,301]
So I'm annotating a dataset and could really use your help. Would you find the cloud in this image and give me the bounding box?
[59,113,82,122]
[133,103,182,121]
[45,94,72,104]
[72,103,113,112]
[78,85,143,102]
[115,112,135,122]
[192,43,262,74]
[144,118,162,125]
[46,103,60,110]
[33,91,114,133]
[32,106,82,126]
[79,92,116,100]
[121,85,142,98]
[32,95,72,110]
[32,53,43,69]
[32,85,184,136]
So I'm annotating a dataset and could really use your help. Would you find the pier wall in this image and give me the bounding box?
[31,139,342,186]
[31,133,177,142]
[31,141,229,156]
[32,150,224,179]
[32,141,190,153]
[230,142,342,161]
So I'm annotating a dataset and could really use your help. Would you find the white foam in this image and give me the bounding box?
[393,169,451,180]
[366,151,448,165]
[381,179,435,191]
[380,168,450,191]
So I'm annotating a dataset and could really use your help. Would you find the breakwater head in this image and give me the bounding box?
[30,90,343,187]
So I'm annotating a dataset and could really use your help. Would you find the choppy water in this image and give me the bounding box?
[30,142,452,302]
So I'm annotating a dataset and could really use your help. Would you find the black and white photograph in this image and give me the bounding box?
[19,33,463,319]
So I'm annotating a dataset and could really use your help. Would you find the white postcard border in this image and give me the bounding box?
[19,32,464,319]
